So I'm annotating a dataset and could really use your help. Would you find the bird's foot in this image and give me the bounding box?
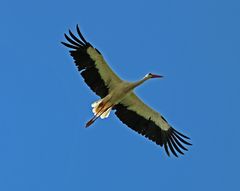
[85,119,95,128]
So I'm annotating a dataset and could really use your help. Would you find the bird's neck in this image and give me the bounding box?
[131,77,149,89]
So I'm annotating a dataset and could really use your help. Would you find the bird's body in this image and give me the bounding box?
[62,25,191,157]
[87,81,132,126]
[103,81,133,106]
[87,75,158,127]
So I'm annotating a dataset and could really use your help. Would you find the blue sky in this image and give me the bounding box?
[0,0,239,190]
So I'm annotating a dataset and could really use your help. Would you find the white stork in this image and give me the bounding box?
[62,25,191,157]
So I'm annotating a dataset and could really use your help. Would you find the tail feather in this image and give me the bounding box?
[100,107,112,119]
[91,100,101,108]
[91,99,112,119]
[91,99,103,116]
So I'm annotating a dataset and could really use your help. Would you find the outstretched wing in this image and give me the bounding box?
[62,25,122,98]
[114,93,191,157]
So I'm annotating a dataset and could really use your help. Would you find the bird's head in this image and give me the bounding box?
[145,73,163,79]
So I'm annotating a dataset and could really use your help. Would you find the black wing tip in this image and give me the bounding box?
[165,127,192,157]
[160,127,192,158]
[61,41,79,49]
[61,41,66,46]
[64,33,69,39]
[62,24,91,50]
[76,24,88,44]
[172,131,192,146]
[169,136,185,155]
[173,128,191,140]
[167,138,179,157]
[164,142,170,157]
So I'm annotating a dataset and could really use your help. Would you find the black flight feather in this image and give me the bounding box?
[114,104,191,157]
[62,26,109,98]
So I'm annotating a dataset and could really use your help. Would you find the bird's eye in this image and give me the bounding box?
[149,73,152,76]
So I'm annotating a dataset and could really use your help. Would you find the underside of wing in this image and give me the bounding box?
[61,25,122,98]
[114,93,191,157]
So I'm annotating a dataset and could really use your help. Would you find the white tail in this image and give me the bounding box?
[91,99,102,116]
[100,107,111,119]
[91,99,112,119]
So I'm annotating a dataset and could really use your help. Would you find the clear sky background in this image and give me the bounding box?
[0,0,239,190]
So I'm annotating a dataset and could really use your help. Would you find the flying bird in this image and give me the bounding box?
[62,25,191,157]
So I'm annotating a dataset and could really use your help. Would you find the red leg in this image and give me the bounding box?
[85,103,113,128]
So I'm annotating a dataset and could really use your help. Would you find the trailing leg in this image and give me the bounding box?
[86,101,113,127]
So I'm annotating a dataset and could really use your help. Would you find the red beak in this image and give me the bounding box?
[151,74,163,78]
